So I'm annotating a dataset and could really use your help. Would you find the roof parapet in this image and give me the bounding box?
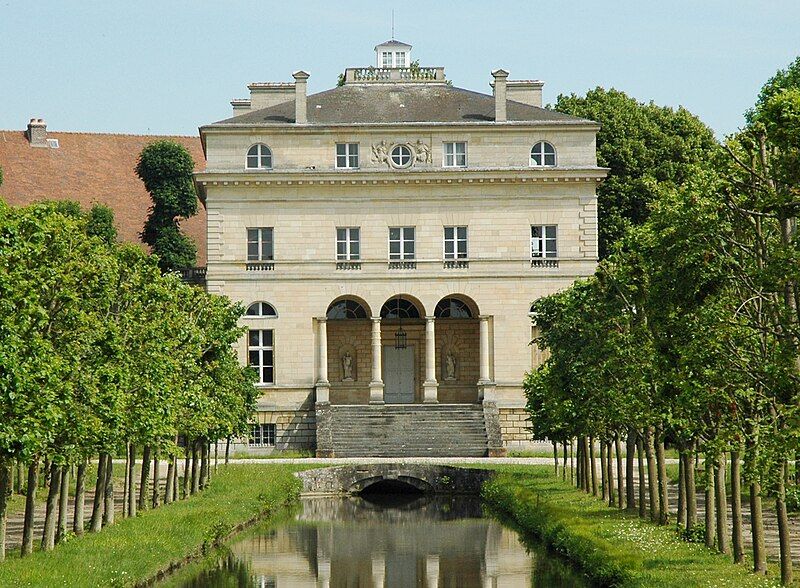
[343,66,445,85]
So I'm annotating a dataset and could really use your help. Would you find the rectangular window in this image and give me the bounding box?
[248,329,274,384]
[395,52,406,67]
[247,228,273,261]
[531,225,558,258]
[444,226,468,259]
[388,227,415,260]
[248,423,276,447]
[382,51,392,68]
[336,143,359,169]
[336,227,360,260]
[443,142,467,167]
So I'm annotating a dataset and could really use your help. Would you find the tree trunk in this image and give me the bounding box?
[600,441,607,500]
[21,460,38,555]
[56,465,69,544]
[102,454,114,527]
[0,461,9,561]
[607,440,616,507]
[73,460,86,536]
[637,433,646,518]
[615,434,623,509]
[225,436,231,465]
[127,445,137,518]
[704,457,715,548]
[138,445,151,511]
[15,460,23,495]
[576,437,582,489]
[677,453,686,526]
[182,446,190,499]
[199,440,209,490]
[583,436,591,493]
[569,439,574,485]
[553,441,559,476]
[750,480,767,574]
[776,461,793,586]
[645,427,658,522]
[90,453,106,532]
[626,429,636,511]
[684,450,697,532]
[589,436,598,496]
[172,455,178,502]
[121,446,128,518]
[164,454,174,505]
[714,456,728,553]
[562,440,568,481]
[655,428,669,525]
[152,449,160,509]
[191,440,199,495]
[41,456,50,489]
[730,450,744,563]
[41,462,61,551]
[214,441,218,475]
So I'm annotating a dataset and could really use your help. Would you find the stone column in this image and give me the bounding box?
[423,316,439,403]
[478,315,496,403]
[369,317,384,404]
[315,317,330,403]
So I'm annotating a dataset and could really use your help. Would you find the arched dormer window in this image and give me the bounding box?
[530,141,556,167]
[246,144,272,169]
[245,302,277,317]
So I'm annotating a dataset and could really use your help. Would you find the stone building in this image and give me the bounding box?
[195,41,605,456]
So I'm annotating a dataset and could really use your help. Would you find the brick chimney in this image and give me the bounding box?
[491,70,509,123]
[27,118,48,147]
[292,70,310,124]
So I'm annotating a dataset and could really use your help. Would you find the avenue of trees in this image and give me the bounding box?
[528,57,800,584]
[0,144,255,560]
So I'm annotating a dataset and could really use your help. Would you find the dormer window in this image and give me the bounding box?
[530,142,556,167]
[246,144,272,169]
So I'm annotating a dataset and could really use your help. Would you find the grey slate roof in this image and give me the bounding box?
[206,84,593,127]
[374,39,412,48]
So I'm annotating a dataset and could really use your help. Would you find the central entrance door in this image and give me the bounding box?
[383,345,415,403]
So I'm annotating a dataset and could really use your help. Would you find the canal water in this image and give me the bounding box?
[162,492,587,587]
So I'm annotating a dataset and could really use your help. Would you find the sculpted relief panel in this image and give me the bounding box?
[371,140,432,169]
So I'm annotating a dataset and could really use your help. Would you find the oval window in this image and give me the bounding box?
[390,144,413,168]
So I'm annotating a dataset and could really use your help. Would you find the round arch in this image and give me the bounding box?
[380,294,426,319]
[434,294,479,318]
[326,295,372,320]
[245,301,278,317]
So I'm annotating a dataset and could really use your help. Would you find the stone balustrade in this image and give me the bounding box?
[344,67,446,84]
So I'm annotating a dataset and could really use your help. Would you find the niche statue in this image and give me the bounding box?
[342,352,354,381]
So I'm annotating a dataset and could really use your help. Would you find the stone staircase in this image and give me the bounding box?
[319,404,490,457]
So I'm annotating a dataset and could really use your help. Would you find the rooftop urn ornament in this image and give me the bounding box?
[394,295,407,349]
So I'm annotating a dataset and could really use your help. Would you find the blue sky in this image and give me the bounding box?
[1,1,798,137]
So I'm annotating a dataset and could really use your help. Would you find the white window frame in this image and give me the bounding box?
[395,51,407,67]
[531,225,558,258]
[245,302,278,318]
[246,144,272,170]
[530,141,557,167]
[390,144,413,168]
[248,423,276,447]
[381,51,392,68]
[388,227,415,260]
[336,227,361,261]
[247,228,274,261]
[336,143,359,169]
[443,142,467,167]
[248,329,274,385]
[443,226,468,259]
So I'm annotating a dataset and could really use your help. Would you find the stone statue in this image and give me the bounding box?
[414,139,432,164]
[342,352,353,381]
[371,140,389,164]
[445,353,456,380]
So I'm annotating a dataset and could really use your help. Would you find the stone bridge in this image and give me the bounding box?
[295,464,495,496]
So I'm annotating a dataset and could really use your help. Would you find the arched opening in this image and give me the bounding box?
[325,296,372,405]
[380,296,423,319]
[434,294,480,404]
[379,295,425,404]
[245,301,277,317]
[351,475,433,496]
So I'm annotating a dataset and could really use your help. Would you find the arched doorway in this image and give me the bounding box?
[380,295,425,404]
[434,295,480,403]
[325,296,371,404]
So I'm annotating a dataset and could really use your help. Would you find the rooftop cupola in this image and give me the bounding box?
[374,39,412,68]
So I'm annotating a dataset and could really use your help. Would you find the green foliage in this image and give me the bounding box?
[554,88,717,258]
[136,140,198,272]
[0,165,4,187]
[337,72,345,87]
[86,204,117,246]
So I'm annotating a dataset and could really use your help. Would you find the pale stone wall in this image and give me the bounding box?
[203,126,598,172]
[226,409,316,454]
[498,408,532,447]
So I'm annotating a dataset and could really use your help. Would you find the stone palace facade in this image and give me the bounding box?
[195,41,605,456]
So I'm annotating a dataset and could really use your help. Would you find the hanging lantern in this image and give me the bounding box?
[394,325,407,349]
[393,295,407,349]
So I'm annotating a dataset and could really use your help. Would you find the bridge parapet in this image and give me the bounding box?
[295,464,494,496]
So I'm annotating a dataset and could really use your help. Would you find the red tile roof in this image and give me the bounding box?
[0,129,207,264]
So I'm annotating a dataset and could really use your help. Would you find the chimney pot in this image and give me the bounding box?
[293,70,310,124]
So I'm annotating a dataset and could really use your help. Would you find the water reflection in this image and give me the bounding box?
[170,495,587,587]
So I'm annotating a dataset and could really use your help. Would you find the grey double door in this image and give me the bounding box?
[383,345,415,403]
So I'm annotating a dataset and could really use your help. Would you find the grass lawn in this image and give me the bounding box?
[483,466,783,588]
[0,464,307,588]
